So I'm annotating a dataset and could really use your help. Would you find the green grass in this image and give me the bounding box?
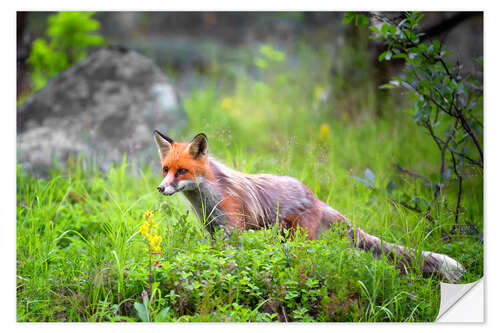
[16,43,483,322]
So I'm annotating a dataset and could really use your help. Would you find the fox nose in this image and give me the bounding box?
[157,185,165,193]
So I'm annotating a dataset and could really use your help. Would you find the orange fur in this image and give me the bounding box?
[161,142,215,181]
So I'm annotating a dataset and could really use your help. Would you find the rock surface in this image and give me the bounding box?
[17,47,186,174]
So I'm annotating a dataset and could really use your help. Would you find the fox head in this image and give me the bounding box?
[153,130,209,196]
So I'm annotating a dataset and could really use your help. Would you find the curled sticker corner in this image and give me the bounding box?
[435,277,483,322]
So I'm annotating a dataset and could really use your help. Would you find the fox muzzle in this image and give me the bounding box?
[157,184,179,196]
[157,174,179,195]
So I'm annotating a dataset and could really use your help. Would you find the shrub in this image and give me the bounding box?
[344,12,483,231]
[28,12,104,90]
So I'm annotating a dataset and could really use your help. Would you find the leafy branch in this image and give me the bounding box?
[345,12,483,229]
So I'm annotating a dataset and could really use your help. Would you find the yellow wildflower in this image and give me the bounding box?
[139,220,151,236]
[221,97,234,110]
[149,235,162,253]
[139,211,163,254]
[143,209,154,219]
[319,123,331,141]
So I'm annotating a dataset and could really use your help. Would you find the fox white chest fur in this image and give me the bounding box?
[180,174,226,233]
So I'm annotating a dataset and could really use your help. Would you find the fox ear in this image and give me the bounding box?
[153,130,174,159]
[188,133,208,159]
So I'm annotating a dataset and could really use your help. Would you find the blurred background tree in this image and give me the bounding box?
[17,12,482,109]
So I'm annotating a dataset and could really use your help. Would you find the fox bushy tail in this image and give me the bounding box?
[324,207,464,282]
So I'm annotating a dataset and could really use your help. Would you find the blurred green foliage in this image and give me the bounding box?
[28,12,104,91]
[255,44,286,68]
[344,12,483,229]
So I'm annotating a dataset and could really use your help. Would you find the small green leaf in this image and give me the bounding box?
[365,168,375,183]
[378,51,388,62]
[381,24,390,35]
[355,14,370,26]
[154,307,171,322]
[134,302,149,322]
[342,12,355,24]
[392,53,409,61]
[378,83,394,89]
[354,176,374,189]
[385,51,393,61]
[401,81,414,90]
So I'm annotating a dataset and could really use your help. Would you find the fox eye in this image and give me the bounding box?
[163,166,169,173]
[176,168,188,177]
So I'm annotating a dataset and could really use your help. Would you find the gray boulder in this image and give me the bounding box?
[17,46,186,174]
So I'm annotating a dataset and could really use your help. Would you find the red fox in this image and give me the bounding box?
[153,131,464,282]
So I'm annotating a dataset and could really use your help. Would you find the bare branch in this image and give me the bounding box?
[452,101,484,164]
[394,164,432,187]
